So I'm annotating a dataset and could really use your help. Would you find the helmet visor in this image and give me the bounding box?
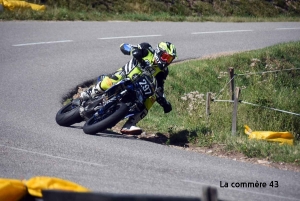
[160,52,174,64]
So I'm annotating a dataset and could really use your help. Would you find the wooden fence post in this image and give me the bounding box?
[232,87,241,136]
[206,92,211,116]
[228,67,235,101]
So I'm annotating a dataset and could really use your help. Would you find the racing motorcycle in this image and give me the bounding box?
[55,70,159,135]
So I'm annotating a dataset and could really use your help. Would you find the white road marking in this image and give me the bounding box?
[275,28,300,30]
[13,40,73,47]
[191,30,253,34]
[98,34,162,40]
[0,144,107,167]
[10,27,299,47]
[107,21,130,22]
[183,180,300,201]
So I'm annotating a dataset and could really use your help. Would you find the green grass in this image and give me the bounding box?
[1,8,300,22]
[1,0,300,22]
[140,41,300,165]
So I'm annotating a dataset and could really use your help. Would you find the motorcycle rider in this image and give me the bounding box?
[80,42,177,135]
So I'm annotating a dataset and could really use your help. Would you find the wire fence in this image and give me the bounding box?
[212,68,300,117]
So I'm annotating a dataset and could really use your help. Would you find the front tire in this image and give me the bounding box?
[83,102,129,134]
[56,103,82,126]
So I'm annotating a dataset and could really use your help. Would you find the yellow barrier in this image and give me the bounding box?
[0,0,45,11]
[0,178,26,201]
[26,176,90,197]
[244,125,294,145]
[0,176,90,201]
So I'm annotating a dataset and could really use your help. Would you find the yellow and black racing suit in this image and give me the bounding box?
[95,42,171,112]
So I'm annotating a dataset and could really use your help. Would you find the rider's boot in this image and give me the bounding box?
[80,87,92,101]
[80,82,104,101]
[120,109,148,135]
[79,82,104,119]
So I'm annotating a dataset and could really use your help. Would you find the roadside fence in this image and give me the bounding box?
[206,67,300,135]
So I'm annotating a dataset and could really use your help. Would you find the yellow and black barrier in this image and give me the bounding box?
[0,176,220,201]
[0,176,89,201]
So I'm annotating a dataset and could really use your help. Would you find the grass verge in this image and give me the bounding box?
[1,7,300,22]
[140,41,300,165]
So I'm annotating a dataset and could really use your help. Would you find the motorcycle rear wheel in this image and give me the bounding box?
[83,102,129,134]
[55,102,82,126]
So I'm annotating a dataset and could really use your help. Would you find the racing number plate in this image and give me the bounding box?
[137,77,154,97]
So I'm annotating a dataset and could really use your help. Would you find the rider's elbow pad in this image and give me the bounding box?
[120,43,132,55]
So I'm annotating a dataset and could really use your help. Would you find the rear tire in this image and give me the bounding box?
[83,102,129,134]
[56,103,82,126]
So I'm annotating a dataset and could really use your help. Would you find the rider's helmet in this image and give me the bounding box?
[154,42,177,70]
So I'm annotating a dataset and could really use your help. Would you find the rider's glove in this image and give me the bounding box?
[163,101,172,113]
[157,96,172,113]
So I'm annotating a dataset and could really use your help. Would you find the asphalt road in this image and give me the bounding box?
[0,21,300,201]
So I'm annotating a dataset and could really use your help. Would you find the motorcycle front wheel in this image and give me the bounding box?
[83,102,129,134]
[55,102,82,126]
